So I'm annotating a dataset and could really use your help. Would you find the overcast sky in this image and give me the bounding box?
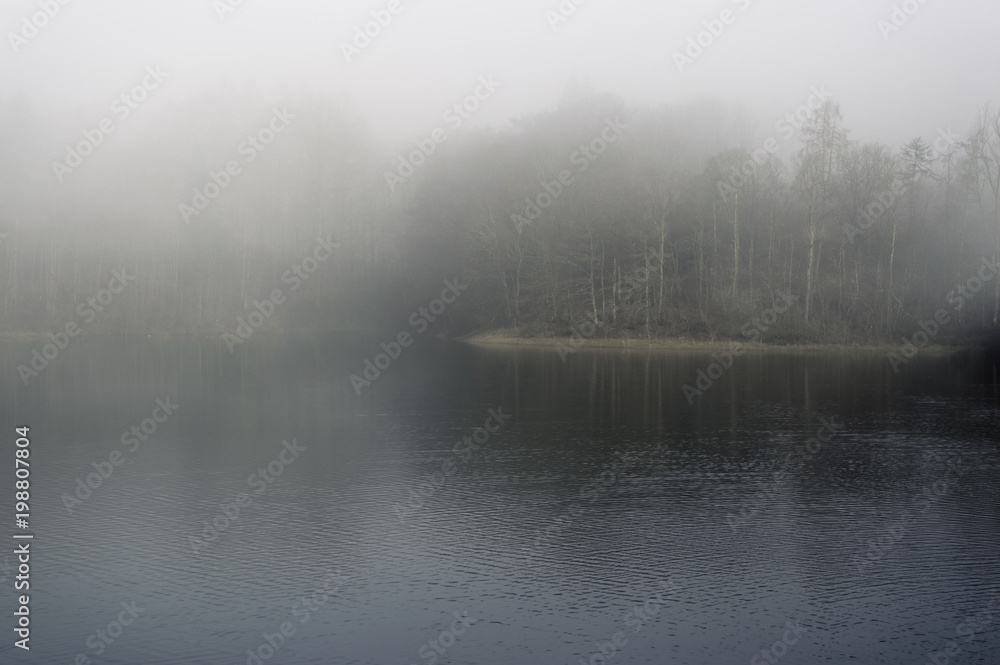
[4,0,1000,149]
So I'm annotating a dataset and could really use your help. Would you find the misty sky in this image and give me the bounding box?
[4,0,1000,149]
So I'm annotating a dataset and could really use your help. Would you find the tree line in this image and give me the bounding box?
[1,88,998,346]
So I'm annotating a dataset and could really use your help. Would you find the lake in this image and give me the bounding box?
[1,335,998,664]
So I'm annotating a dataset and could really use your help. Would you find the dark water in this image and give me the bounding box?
[1,335,998,664]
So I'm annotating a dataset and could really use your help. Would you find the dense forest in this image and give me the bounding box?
[2,86,999,346]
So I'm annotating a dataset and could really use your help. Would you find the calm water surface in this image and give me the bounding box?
[1,335,998,664]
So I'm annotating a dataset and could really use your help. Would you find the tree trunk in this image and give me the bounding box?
[731,191,740,299]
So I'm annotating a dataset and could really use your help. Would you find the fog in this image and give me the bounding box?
[7,0,1000,143]
[4,4,1000,664]
[2,0,1000,344]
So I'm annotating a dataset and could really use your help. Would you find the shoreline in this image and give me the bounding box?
[0,329,978,355]
[456,330,967,354]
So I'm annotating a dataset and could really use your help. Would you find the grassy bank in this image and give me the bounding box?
[458,329,965,354]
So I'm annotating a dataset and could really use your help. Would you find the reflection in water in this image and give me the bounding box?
[0,335,997,664]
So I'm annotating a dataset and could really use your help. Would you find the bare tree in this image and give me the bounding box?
[965,105,1000,325]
